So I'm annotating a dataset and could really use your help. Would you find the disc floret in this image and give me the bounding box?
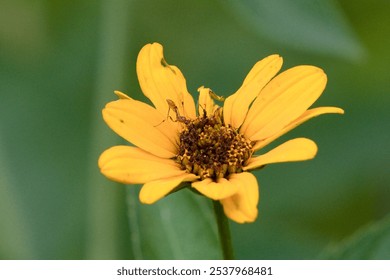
[176,108,253,180]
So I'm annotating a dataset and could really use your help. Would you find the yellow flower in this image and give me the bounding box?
[98,42,344,223]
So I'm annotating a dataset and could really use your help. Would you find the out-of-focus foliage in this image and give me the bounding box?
[321,214,390,259]
[126,188,221,259]
[0,0,389,259]
[222,0,364,60]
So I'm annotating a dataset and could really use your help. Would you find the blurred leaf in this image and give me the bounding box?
[222,0,365,60]
[321,214,390,259]
[0,134,34,259]
[126,187,222,259]
[84,0,135,259]
[0,2,99,259]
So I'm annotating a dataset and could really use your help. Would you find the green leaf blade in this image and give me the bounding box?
[321,214,390,259]
[127,187,222,260]
[222,0,365,61]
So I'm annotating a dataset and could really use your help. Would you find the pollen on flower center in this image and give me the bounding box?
[176,108,253,180]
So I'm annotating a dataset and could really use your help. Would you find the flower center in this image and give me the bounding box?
[176,108,253,180]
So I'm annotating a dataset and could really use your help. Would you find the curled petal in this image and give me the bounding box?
[99,146,185,184]
[221,172,259,223]
[223,54,283,128]
[102,98,179,158]
[241,66,327,140]
[253,106,344,151]
[197,86,216,117]
[140,173,198,204]
[192,178,238,200]
[136,43,196,119]
[244,138,318,171]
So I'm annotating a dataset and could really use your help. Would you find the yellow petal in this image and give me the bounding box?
[221,172,259,223]
[103,100,179,155]
[241,66,327,140]
[253,106,344,151]
[114,90,132,100]
[220,202,248,223]
[197,86,216,117]
[99,146,185,184]
[139,173,198,204]
[223,55,283,128]
[102,98,179,158]
[222,94,237,127]
[244,138,318,171]
[191,178,238,200]
[136,43,196,119]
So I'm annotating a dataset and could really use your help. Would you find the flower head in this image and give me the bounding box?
[98,43,344,223]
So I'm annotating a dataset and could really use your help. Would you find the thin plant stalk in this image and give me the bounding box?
[213,200,235,260]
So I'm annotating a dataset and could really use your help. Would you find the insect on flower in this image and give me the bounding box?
[166,99,191,124]
[208,90,225,102]
[154,99,191,127]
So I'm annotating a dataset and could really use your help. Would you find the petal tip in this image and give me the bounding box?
[114,90,132,100]
[271,54,283,63]
[139,191,156,204]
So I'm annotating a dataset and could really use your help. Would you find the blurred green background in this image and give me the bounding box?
[1,0,389,259]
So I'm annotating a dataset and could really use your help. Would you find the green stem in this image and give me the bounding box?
[213,200,235,260]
